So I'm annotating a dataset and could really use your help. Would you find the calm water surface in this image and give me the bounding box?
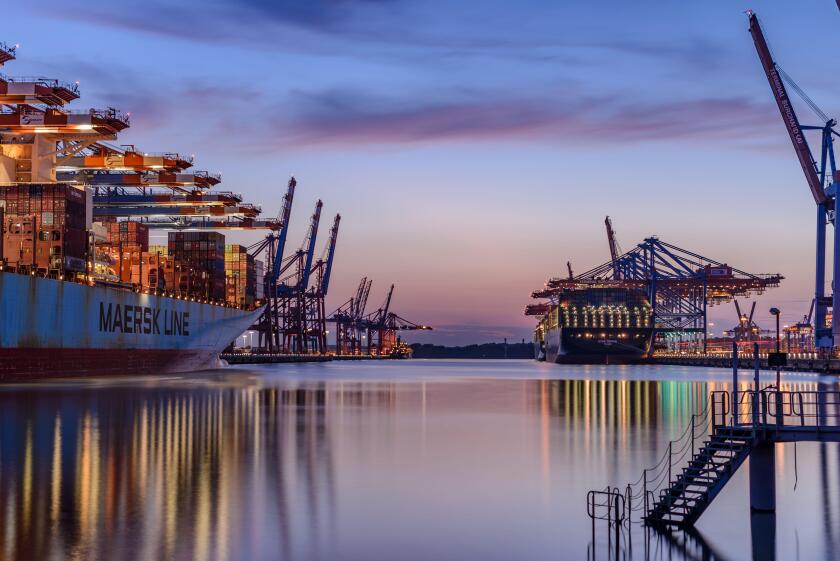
[0,360,838,561]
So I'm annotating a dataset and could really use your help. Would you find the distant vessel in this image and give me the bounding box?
[0,272,263,379]
[533,287,653,364]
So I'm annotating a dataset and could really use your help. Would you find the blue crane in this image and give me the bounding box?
[298,200,322,292]
[271,177,296,284]
[748,11,838,348]
[317,214,341,296]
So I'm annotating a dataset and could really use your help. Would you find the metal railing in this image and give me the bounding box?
[0,74,79,93]
[712,389,840,431]
[587,398,713,526]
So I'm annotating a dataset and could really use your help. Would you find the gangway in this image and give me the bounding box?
[590,384,840,529]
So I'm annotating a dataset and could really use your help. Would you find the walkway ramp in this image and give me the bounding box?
[646,427,751,526]
[589,389,840,530]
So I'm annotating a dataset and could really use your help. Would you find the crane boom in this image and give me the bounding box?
[318,214,341,295]
[748,12,827,205]
[298,200,322,291]
[359,279,373,319]
[351,277,367,316]
[605,216,621,278]
[271,177,296,282]
[381,284,395,319]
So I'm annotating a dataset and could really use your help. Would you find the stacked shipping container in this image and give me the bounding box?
[224,244,256,308]
[168,231,226,301]
[0,184,87,275]
[96,220,150,283]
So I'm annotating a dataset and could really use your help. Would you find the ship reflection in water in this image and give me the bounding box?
[0,361,837,561]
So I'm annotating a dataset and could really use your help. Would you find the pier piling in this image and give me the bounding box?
[749,441,776,512]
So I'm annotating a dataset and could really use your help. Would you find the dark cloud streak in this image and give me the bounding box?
[262,89,776,148]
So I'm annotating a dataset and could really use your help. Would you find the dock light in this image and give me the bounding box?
[75,124,94,131]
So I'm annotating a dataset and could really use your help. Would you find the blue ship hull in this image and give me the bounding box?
[0,271,263,378]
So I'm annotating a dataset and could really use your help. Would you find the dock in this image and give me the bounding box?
[221,353,400,364]
[650,353,840,374]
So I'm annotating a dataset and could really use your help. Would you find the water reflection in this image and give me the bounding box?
[0,365,834,561]
[0,385,348,560]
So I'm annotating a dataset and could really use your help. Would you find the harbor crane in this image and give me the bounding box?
[306,213,341,353]
[330,277,373,355]
[363,284,432,356]
[723,300,768,342]
[281,200,322,353]
[748,11,838,349]
[330,281,431,356]
[249,177,296,351]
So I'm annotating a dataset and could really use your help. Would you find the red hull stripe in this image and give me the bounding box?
[0,348,219,380]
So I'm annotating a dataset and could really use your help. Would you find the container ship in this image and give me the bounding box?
[531,287,653,364]
[0,42,268,378]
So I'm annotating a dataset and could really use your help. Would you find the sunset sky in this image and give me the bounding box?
[5,0,839,344]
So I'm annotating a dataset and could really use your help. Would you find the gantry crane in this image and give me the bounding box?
[329,277,373,355]
[248,177,297,350]
[306,213,341,353]
[748,11,838,349]
[723,300,768,342]
[280,200,322,353]
[363,284,432,355]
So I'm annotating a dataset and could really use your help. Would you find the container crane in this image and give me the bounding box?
[247,177,296,351]
[277,199,322,353]
[298,200,322,292]
[328,277,371,355]
[317,214,340,296]
[308,213,340,353]
[271,178,296,287]
[748,11,838,348]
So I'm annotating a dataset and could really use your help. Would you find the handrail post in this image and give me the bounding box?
[643,469,648,519]
[691,415,695,458]
[626,484,632,526]
[777,390,784,428]
[668,441,672,486]
[732,338,739,425]
[614,493,620,548]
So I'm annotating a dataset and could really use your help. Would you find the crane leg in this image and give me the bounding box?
[816,203,829,347]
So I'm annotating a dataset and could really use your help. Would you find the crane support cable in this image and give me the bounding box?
[776,65,830,124]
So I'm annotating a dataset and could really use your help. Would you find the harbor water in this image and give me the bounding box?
[0,360,837,560]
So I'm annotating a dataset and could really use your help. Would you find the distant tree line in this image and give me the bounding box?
[409,342,534,359]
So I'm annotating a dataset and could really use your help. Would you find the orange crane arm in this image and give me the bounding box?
[748,11,827,205]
